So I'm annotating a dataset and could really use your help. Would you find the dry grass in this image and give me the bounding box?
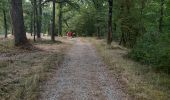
[89,38,170,100]
[0,37,72,100]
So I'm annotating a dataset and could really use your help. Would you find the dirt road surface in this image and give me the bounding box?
[40,38,128,100]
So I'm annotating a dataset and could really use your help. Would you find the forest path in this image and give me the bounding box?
[40,38,128,100]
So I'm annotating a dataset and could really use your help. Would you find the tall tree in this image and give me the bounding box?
[107,0,113,45]
[33,0,37,41]
[58,2,63,36]
[30,11,33,36]
[92,0,104,38]
[3,9,7,38]
[0,0,8,38]
[35,0,39,38]
[159,0,165,33]
[37,0,42,38]
[11,0,28,46]
[51,0,56,41]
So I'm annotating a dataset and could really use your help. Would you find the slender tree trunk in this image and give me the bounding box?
[107,0,113,45]
[9,10,14,35]
[159,0,164,33]
[119,32,126,46]
[33,0,37,41]
[51,0,56,41]
[39,0,42,36]
[92,0,101,38]
[140,0,145,16]
[37,0,42,38]
[114,23,116,32]
[30,11,33,36]
[140,0,146,34]
[3,9,8,38]
[97,26,100,38]
[48,22,51,35]
[35,0,40,39]
[58,3,62,36]
[11,0,27,46]
[96,17,100,38]
[12,28,14,35]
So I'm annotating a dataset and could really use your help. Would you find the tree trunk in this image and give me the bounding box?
[114,22,116,32]
[35,0,39,39]
[3,9,8,38]
[159,0,164,33]
[140,0,145,16]
[58,3,62,36]
[140,0,146,34]
[37,0,42,38]
[11,0,27,46]
[33,0,37,41]
[51,0,56,41]
[97,26,100,38]
[107,0,113,45]
[9,10,14,35]
[30,11,33,36]
[119,32,126,46]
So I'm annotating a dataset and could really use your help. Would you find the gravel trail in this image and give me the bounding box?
[40,38,128,100]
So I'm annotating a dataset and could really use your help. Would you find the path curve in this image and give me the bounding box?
[40,38,128,100]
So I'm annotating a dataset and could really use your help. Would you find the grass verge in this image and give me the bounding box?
[0,38,71,100]
[90,38,170,100]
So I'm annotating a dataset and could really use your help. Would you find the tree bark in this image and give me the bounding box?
[58,3,62,36]
[37,0,42,38]
[97,26,100,38]
[51,0,56,41]
[33,0,37,41]
[11,0,28,46]
[30,11,33,36]
[159,0,164,33]
[3,9,8,38]
[35,1,39,38]
[107,0,113,45]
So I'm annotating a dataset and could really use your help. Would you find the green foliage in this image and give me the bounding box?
[130,32,170,73]
[0,0,10,35]
[0,0,170,74]
[128,0,170,73]
[23,1,33,32]
[68,8,96,36]
[42,5,52,34]
[65,0,108,37]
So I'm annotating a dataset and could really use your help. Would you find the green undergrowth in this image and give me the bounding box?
[130,32,170,73]
[90,38,170,100]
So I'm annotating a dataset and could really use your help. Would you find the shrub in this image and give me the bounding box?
[130,32,170,73]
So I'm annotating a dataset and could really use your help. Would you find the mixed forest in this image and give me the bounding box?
[0,0,170,99]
